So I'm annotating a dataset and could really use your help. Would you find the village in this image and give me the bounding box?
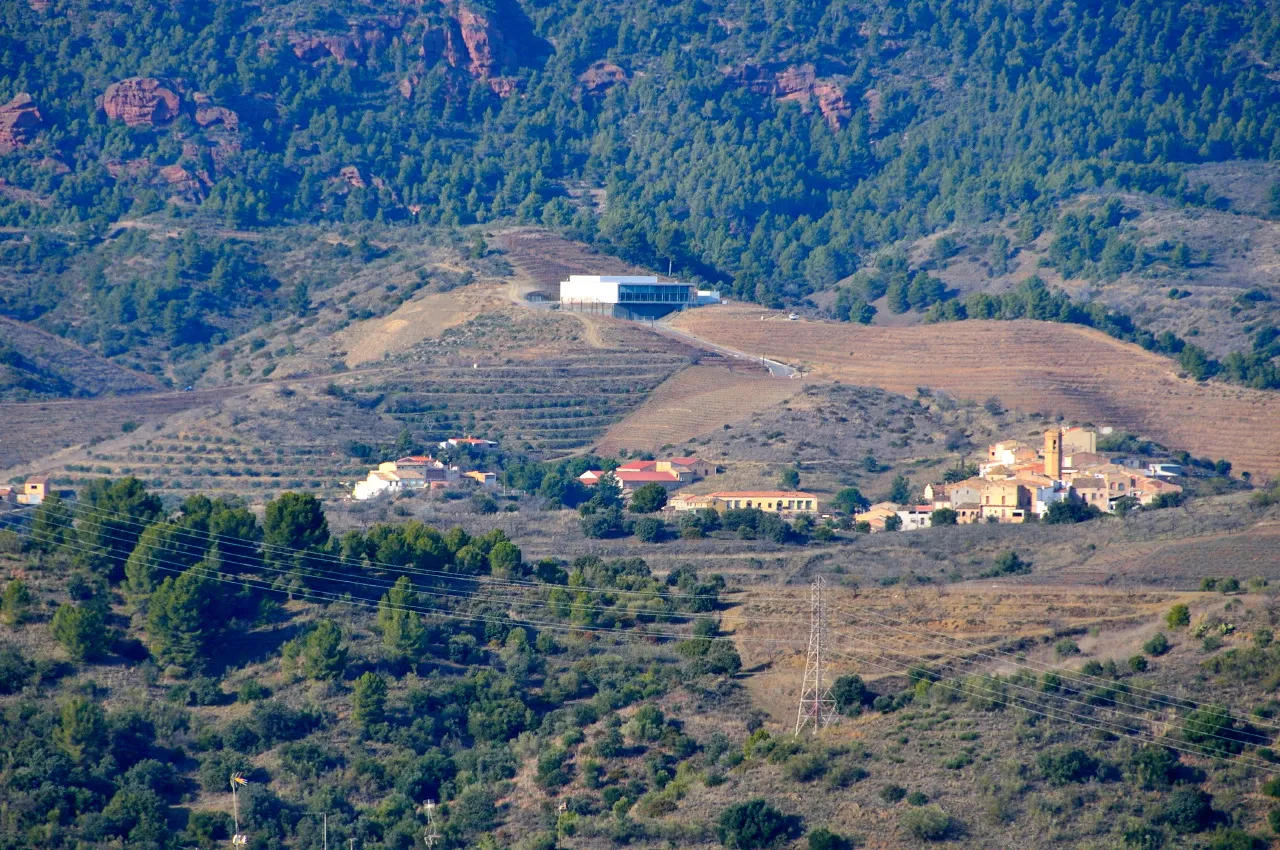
[340,422,1184,535]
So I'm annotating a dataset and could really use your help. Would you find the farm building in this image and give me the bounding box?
[351,456,460,501]
[463,471,498,487]
[702,491,818,514]
[558,275,699,320]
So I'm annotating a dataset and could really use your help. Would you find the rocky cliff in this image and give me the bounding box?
[731,63,853,128]
[100,78,182,127]
[0,94,42,151]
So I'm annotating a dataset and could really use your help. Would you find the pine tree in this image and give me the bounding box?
[146,566,227,671]
[298,620,348,680]
[352,671,388,731]
[376,576,426,659]
[51,599,110,662]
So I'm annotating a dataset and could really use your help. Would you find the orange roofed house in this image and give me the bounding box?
[579,457,716,496]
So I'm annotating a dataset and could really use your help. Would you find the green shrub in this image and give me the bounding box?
[1037,747,1099,785]
[1166,604,1191,628]
[807,827,850,850]
[900,806,957,841]
[1182,705,1243,757]
[880,784,907,804]
[716,799,798,849]
[785,753,828,782]
[633,516,665,542]
[1202,828,1266,850]
[906,791,930,806]
[1054,639,1080,659]
[1143,632,1170,656]
[1129,655,1149,672]
[833,675,868,715]
[1161,788,1216,834]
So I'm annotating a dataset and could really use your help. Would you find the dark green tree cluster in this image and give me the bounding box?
[2,0,1279,326]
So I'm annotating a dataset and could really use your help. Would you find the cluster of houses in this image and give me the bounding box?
[854,427,1184,531]
[578,457,821,516]
[350,438,499,501]
[0,475,49,506]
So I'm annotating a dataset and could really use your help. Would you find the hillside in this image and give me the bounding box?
[4,473,1280,850]
[669,304,1280,477]
[0,0,1278,392]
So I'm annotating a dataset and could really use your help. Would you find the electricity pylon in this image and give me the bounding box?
[795,576,835,734]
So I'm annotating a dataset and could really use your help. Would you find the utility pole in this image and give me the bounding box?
[323,813,328,850]
[423,800,439,849]
[795,576,835,734]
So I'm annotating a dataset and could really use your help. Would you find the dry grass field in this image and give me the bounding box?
[594,364,800,454]
[671,304,1280,476]
[496,227,651,297]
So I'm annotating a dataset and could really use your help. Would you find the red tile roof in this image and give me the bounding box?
[705,491,817,499]
[614,470,681,483]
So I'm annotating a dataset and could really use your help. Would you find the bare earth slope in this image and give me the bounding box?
[670,304,1280,476]
[594,364,799,454]
[0,315,163,397]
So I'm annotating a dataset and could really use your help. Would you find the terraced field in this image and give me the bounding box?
[3,309,713,496]
[671,304,1280,476]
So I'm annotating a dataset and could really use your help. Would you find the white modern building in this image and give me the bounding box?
[558,275,700,320]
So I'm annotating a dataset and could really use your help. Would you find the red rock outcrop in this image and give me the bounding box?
[486,76,522,97]
[101,78,182,127]
[579,61,627,95]
[194,105,239,130]
[159,164,203,196]
[290,34,365,64]
[729,63,851,128]
[421,18,468,69]
[0,94,43,151]
[339,166,366,189]
[456,8,515,78]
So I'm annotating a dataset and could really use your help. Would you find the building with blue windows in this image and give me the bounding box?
[558,275,706,320]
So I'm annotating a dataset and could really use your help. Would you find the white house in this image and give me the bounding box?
[1034,482,1071,516]
[896,506,934,531]
[351,457,459,501]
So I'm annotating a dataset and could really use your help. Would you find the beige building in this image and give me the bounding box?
[853,502,900,531]
[16,475,48,506]
[980,480,1032,523]
[707,491,818,514]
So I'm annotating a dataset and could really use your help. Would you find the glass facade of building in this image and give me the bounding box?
[617,283,694,304]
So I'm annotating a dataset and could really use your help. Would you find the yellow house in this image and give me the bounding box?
[463,471,497,487]
[707,491,818,514]
[17,474,49,506]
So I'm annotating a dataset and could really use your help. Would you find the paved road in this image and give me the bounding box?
[651,320,799,377]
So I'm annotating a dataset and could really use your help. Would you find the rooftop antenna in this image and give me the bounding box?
[230,773,250,847]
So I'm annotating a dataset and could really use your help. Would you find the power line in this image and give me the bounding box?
[834,602,1280,743]
[6,506,814,628]
[4,522,809,650]
[832,630,1278,768]
[3,499,803,606]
